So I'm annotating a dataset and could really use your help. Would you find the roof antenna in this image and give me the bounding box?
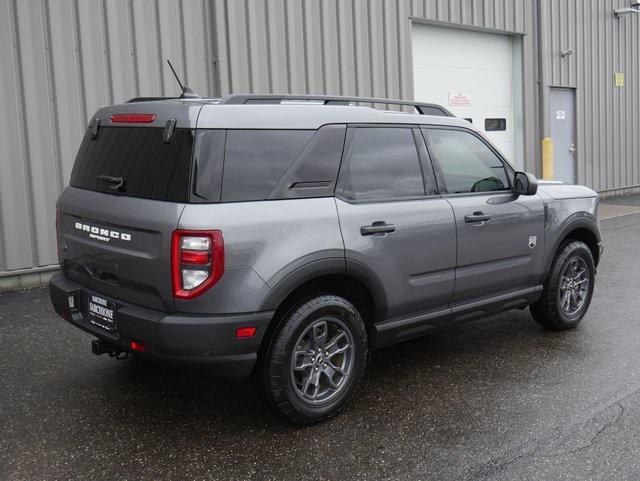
[166,60,199,99]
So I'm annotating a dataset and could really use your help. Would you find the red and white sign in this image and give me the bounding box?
[448,92,471,106]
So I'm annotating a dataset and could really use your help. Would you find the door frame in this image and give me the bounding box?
[548,86,577,184]
[419,125,516,196]
[334,123,441,203]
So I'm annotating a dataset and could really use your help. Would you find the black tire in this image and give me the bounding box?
[530,240,595,330]
[259,295,368,425]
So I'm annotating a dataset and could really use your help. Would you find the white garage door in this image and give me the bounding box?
[412,24,521,167]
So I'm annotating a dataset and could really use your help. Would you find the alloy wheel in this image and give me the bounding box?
[290,317,354,405]
[558,256,590,316]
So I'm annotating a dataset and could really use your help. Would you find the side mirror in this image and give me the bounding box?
[513,171,538,196]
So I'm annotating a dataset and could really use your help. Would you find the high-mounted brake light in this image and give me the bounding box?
[110,113,156,124]
[171,230,224,300]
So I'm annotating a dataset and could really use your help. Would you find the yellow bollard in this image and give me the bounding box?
[542,137,554,180]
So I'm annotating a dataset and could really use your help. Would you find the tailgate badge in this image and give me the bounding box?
[75,222,132,243]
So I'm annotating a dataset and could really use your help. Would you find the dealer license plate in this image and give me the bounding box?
[88,294,117,332]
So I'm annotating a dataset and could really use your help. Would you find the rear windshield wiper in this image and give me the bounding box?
[97,175,125,191]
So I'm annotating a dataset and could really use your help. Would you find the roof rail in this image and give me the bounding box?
[127,96,180,103]
[126,96,222,104]
[219,94,454,117]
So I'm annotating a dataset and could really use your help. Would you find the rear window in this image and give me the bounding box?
[70,127,194,202]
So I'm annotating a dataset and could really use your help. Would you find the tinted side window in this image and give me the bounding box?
[221,130,314,202]
[267,125,346,200]
[338,127,425,201]
[192,129,225,201]
[426,129,509,194]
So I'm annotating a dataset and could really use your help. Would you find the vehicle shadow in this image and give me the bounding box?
[91,306,589,435]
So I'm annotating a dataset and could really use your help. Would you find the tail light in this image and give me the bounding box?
[171,230,224,300]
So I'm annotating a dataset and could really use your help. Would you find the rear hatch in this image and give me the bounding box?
[57,101,202,312]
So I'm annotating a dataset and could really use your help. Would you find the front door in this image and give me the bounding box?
[423,127,546,303]
[549,88,576,184]
[335,125,456,320]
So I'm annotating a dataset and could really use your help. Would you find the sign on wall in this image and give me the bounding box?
[448,92,471,106]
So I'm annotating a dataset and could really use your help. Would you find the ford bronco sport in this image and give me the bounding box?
[50,94,602,424]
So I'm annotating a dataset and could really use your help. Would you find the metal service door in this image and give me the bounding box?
[549,88,576,184]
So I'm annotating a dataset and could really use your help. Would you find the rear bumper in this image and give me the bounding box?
[49,272,274,380]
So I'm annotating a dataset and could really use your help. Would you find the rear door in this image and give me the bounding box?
[57,102,201,311]
[335,125,456,321]
[422,126,545,303]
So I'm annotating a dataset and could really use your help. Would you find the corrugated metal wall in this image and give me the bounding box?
[0,0,215,274]
[212,0,532,103]
[538,0,640,192]
[0,0,638,278]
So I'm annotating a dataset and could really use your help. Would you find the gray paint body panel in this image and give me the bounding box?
[537,185,601,276]
[177,198,345,313]
[446,192,546,301]
[57,186,185,312]
[335,197,457,320]
[196,104,471,130]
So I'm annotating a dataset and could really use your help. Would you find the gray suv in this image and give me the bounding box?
[50,94,602,424]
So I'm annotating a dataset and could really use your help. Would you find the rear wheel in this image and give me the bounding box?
[530,240,595,330]
[260,295,368,425]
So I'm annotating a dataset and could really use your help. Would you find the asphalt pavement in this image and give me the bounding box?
[2,213,640,481]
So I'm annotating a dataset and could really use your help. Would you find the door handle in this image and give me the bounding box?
[464,211,491,223]
[360,221,395,236]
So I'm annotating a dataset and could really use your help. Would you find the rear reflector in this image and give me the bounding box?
[110,114,156,124]
[130,340,145,352]
[236,327,257,339]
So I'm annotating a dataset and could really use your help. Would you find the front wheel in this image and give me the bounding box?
[530,240,596,330]
[260,295,368,425]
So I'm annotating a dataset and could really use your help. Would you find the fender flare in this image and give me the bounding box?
[259,257,388,322]
[544,214,601,274]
